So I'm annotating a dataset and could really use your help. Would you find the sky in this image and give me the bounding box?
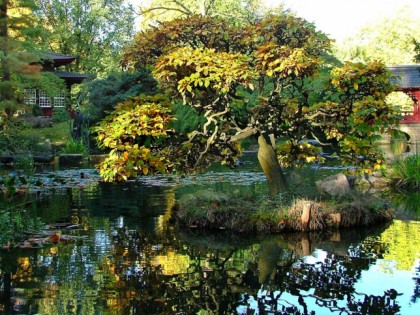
[266,0,420,41]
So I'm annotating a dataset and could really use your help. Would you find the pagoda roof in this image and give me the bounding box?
[388,65,420,89]
[43,53,77,67]
[54,71,93,84]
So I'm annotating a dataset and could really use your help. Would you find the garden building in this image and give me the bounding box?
[23,53,91,117]
[388,65,420,124]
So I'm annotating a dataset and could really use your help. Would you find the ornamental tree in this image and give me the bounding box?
[100,14,400,196]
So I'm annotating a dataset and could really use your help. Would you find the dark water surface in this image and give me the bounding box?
[0,153,419,314]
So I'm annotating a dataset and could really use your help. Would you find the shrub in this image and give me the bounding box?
[24,116,52,128]
[52,107,70,123]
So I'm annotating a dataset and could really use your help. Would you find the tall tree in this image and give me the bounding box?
[135,0,264,28]
[98,14,400,196]
[0,0,43,119]
[34,0,135,76]
[335,8,420,65]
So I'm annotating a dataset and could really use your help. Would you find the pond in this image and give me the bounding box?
[0,150,419,315]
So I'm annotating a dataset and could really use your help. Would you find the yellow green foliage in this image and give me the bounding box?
[93,95,174,182]
[103,13,402,185]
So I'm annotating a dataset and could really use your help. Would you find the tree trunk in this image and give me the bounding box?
[257,135,288,196]
[0,0,10,81]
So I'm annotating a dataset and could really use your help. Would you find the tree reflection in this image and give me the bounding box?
[1,215,417,314]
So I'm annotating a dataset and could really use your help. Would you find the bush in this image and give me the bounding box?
[52,107,70,123]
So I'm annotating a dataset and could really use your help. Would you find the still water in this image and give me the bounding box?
[0,152,419,314]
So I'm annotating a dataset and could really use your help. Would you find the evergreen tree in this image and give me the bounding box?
[0,0,42,119]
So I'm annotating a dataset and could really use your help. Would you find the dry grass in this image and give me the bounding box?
[284,194,394,231]
[286,199,328,231]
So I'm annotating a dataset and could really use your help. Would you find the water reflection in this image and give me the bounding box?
[0,163,419,314]
[1,206,419,314]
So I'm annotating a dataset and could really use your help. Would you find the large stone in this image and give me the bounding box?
[355,173,388,189]
[316,173,351,196]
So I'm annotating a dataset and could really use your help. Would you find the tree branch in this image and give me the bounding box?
[230,126,257,142]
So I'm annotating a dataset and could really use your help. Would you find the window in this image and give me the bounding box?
[53,91,66,107]
[24,89,37,105]
[39,90,51,108]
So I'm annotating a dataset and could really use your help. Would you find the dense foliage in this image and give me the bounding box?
[335,9,420,65]
[136,0,265,29]
[34,0,135,76]
[99,13,401,195]
[94,94,174,181]
[0,0,42,118]
[81,69,159,125]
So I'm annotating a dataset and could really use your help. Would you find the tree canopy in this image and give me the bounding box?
[34,0,135,76]
[96,13,401,196]
[0,0,64,121]
[335,8,420,65]
[135,0,265,29]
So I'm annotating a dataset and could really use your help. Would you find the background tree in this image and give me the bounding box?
[0,0,67,156]
[34,0,135,76]
[135,0,265,28]
[99,14,401,196]
[80,68,159,125]
[413,38,420,63]
[0,0,42,119]
[335,8,420,65]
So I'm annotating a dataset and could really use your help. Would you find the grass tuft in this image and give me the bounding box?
[388,153,419,190]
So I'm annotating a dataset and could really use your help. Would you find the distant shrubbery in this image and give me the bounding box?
[52,107,70,123]
[82,69,159,125]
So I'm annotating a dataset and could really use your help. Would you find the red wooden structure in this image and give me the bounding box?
[388,65,420,124]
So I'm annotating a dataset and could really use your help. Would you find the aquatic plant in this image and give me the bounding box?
[61,139,89,156]
[388,153,420,190]
[14,155,35,175]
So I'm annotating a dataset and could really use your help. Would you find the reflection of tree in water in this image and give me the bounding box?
[413,262,420,304]
[0,222,410,315]
[102,227,404,315]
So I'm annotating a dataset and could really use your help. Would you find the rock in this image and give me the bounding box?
[59,154,84,166]
[33,154,55,164]
[355,173,388,189]
[316,173,351,196]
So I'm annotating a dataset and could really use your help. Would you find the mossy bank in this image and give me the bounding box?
[172,173,395,234]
